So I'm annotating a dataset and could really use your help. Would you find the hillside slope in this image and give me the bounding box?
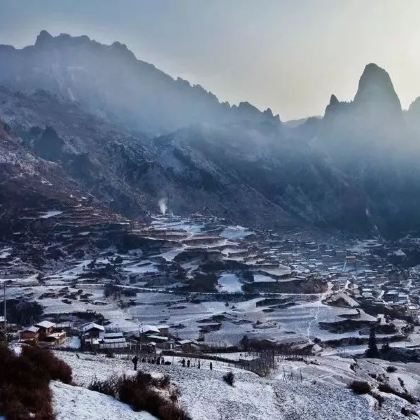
[56,351,379,420]
[2,33,420,235]
[0,86,369,231]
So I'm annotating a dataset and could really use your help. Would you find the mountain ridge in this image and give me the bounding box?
[1,32,420,236]
[0,30,281,136]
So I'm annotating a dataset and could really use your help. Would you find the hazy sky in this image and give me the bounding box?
[1,0,420,120]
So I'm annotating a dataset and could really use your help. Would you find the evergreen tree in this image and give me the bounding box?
[366,326,379,357]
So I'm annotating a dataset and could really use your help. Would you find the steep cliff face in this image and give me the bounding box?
[316,64,420,236]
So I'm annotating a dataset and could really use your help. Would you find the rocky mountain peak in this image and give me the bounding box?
[324,94,345,118]
[354,63,401,112]
[329,94,339,106]
[35,30,54,47]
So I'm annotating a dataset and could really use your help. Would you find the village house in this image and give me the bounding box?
[139,325,161,336]
[81,322,105,339]
[158,325,169,337]
[19,320,67,346]
[145,334,171,348]
[43,330,67,345]
[36,320,56,339]
[176,339,198,352]
[20,326,40,344]
[80,322,105,350]
[99,331,127,350]
[37,320,67,345]
[129,324,174,350]
[407,304,419,322]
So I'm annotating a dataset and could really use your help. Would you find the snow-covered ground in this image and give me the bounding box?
[217,273,243,293]
[3,213,418,351]
[54,351,412,420]
[51,381,156,420]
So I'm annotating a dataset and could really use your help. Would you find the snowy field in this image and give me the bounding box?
[52,350,420,420]
[2,213,419,389]
[52,381,156,420]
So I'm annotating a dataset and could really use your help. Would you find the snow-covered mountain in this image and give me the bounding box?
[0,31,280,136]
[0,85,361,231]
[1,32,420,236]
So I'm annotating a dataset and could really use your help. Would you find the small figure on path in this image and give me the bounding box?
[132,355,139,371]
[187,359,190,367]
[210,362,213,370]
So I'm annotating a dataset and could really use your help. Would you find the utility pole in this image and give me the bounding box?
[3,281,6,343]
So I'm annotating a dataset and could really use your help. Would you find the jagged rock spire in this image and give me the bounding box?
[354,63,401,112]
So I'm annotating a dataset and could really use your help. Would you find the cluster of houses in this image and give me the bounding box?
[20,321,67,346]
[17,319,199,354]
[81,323,198,352]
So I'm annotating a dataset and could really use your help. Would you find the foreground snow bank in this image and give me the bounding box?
[56,351,376,420]
[51,381,156,420]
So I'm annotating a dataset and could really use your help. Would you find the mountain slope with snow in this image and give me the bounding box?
[55,351,393,420]
[51,381,156,420]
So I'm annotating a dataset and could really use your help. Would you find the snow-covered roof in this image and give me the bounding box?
[36,320,56,329]
[140,325,160,334]
[101,338,126,344]
[103,332,124,339]
[22,326,39,333]
[102,337,126,344]
[329,292,359,308]
[81,323,105,332]
[178,339,192,345]
[146,335,168,342]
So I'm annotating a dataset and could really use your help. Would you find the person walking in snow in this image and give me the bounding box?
[132,355,139,371]
[210,362,213,370]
